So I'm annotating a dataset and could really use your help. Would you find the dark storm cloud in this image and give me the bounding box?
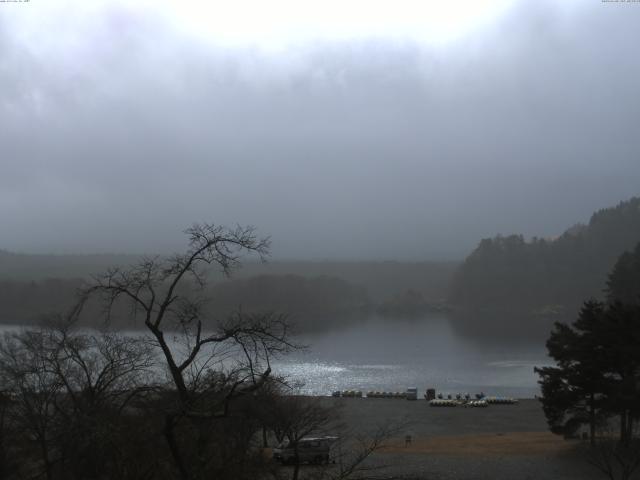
[1,1,639,259]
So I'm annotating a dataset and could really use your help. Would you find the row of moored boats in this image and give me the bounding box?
[429,397,518,407]
[331,389,519,406]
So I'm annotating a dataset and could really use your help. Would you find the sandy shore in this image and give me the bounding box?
[303,398,601,479]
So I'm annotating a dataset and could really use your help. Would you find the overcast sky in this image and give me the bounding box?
[1,0,639,259]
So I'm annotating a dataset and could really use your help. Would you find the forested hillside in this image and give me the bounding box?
[449,197,640,314]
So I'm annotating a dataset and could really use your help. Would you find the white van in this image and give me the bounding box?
[273,436,338,465]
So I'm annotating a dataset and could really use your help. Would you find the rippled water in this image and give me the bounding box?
[0,316,551,398]
[272,316,551,398]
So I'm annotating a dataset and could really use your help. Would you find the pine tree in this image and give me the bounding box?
[606,242,640,306]
[537,243,640,445]
[535,300,608,444]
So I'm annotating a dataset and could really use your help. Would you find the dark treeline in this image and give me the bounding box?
[232,260,457,301]
[0,274,457,332]
[0,251,457,302]
[0,278,82,324]
[0,275,369,331]
[210,274,370,330]
[0,277,455,333]
[0,258,457,330]
[449,197,640,316]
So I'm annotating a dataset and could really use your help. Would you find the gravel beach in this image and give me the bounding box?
[294,398,604,480]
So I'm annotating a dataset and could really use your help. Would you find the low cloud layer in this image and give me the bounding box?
[1,1,639,259]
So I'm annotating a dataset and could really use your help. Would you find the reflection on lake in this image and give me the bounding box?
[272,316,551,398]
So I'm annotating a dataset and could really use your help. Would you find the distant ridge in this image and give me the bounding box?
[0,250,141,280]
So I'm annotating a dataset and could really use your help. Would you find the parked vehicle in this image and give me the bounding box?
[406,387,418,400]
[273,436,338,465]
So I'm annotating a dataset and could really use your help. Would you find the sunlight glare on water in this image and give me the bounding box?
[272,316,549,398]
[0,317,549,398]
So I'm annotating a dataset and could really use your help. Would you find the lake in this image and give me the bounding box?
[272,316,551,398]
[0,315,551,399]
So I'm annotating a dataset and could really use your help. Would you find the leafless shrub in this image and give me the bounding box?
[588,422,640,480]
[0,319,156,480]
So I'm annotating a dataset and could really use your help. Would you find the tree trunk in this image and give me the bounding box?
[589,392,596,446]
[292,444,300,480]
[620,410,628,446]
[37,434,54,480]
[164,414,191,480]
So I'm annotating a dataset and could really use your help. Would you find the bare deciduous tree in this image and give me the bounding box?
[0,328,65,480]
[0,319,156,480]
[78,223,300,480]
